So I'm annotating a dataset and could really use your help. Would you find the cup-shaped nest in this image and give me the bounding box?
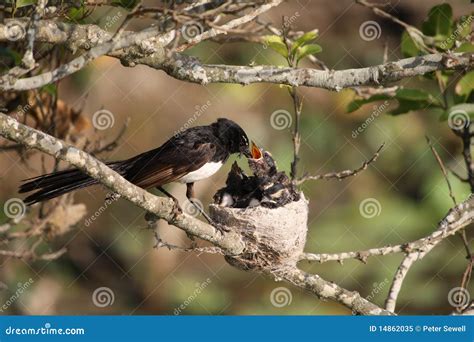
[211,142,307,271]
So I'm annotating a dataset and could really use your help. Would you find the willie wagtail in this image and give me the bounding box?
[19,118,250,224]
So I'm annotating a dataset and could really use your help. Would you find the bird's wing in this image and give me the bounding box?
[124,141,217,188]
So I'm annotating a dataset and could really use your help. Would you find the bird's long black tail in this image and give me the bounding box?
[19,161,126,205]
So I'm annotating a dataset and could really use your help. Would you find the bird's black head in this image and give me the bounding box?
[212,118,250,157]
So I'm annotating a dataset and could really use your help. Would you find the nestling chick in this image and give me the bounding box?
[214,142,299,208]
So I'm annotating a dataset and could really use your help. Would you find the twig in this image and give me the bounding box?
[356,0,436,53]
[385,252,419,312]
[384,195,474,312]
[296,143,384,185]
[176,0,284,51]
[426,136,457,205]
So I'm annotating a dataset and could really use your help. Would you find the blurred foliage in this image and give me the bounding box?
[0,0,473,316]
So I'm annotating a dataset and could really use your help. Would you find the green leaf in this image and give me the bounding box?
[15,0,36,8]
[389,99,431,115]
[388,88,443,115]
[347,94,391,113]
[454,15,473,40]
[455,71,474,99]
[263,35,288,58]
[296,43,322,62]
[421,4,453,40]
[406,27,431,53]
[401,30,420,57]
[396,88,443,106]
[111,0,138,9]
[455,42,474,53]
[291,31,318,55]
[40,84,57,97]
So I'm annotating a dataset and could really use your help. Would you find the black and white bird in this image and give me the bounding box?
[19,118,250,224]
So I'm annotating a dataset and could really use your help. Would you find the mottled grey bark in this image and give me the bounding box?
[0,113,394,315]
[0,19,472,91]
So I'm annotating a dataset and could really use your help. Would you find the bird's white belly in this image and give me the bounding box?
[178,162,223,183]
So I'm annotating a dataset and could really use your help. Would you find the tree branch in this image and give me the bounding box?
[300,195,474,265]
[0,20,472,91]
[384,195,474,312]
[0,113,246,255]
[0,113,394,315]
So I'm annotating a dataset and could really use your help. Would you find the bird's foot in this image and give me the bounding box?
[210,221,231,234]
[170,198,183,220]
[145,212,159,225]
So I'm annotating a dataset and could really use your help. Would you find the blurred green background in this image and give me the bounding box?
[0,0,473,315]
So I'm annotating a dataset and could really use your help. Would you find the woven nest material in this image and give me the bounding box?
[210,194,308,272]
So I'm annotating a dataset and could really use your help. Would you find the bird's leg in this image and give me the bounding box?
[186,183,230,233]
[157,186,182,217]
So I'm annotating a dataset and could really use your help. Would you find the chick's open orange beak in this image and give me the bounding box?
[250,141,262,159]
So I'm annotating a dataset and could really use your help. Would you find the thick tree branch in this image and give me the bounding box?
[0,20,472,91]
[0,113,393,315]
[0,114,245,255]
[385,196,474,312]
[275,267,394,315]
[300,195,474,265]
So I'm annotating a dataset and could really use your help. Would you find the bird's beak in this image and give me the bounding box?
[242,148,252,158]
[250,141,262,159]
